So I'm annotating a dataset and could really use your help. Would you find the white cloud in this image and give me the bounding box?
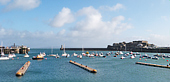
[0,0,11,5]
[3,0,41,11]
[49,7,74,27]
[69,6,131,39]
[99,3,124,11]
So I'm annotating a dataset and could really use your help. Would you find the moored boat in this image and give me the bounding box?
[120,55,125,59]
[32,55,44,60]
[152,56,159,60]
[24,53,29,57]
[0,55,9,60]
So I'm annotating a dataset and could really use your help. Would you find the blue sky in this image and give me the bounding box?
[0,0,170,48]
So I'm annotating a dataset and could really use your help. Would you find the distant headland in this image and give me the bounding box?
[60,40,170,53]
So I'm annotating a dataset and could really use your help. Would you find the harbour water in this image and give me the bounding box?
[1,49,170,82]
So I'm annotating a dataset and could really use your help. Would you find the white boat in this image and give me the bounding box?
[81,45,86,56]
[89,54,94,57]
[98,53,104,57]
[39,52,46,57]
[120,55,125,59]
[48,54,57,57]
[24,53,29,57]
[130,51,133,54]
[48,46,58,57]
[1,41,5,56]
[72,53,78,56]
[152,56,159,60]
[86,54,90,57]
[77,54,82,59]
[66,54,70,58]
[79,55,82,59]
[106,52,111,56]
[62,45,69,57]
[12,53,16,57]
[119,51,123,55]
[130,55,135,59]
[136,52,140,55]
[56,54,60,58]
[8,54,14,58]
[0,56,9,60]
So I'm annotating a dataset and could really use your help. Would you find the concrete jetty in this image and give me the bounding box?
[136,62,170,68]
[69,60,97,73]
[16,61,31,76]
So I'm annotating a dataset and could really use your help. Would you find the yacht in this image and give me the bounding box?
[120,55,125,59]
[130,55,135,59]
[72,53,78,56]
[0,55,9,60]
[24,53,29,57]
[152,56,159,60]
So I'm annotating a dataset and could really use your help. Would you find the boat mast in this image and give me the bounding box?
[51,46,53,54]
[125,44,126,53]
[1,41,3,55]
[82,45,84,53]
[64,44,65,54]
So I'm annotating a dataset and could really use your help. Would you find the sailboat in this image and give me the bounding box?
[48,47,57,57]
[120,44,126,59]
[0,41,4,56]
[0,41,9,60]
[62,45,69,57]
[82,45,86,56]
[24,50,29,57]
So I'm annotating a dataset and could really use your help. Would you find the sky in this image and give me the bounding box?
[0,0,170,48]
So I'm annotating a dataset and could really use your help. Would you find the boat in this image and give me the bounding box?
[12,53,16,57]
[119,51,123,55]
[48,54,57,57]
[152,56,159,60]
[147,56,152,59]
[48,47,58,57]
[81,46,86,56]
[66,54,70,58]
[130,55,135,59]
[79,55,82,59]
[98,53,104,57]
[8,53,16,58]
[62,45,69,57]
[72,53,78,56]
[89,54,94,57]
[0,41,5,56]
[120,55,125,59]
[95,52,98,56]
[113,55,117,57]
[56,54,60,58]
[41,52,46,57]
[24,53,29,57]
[77,54,82,59]
[106,52,111,56]
[115,52,119,55]
[0,55,9,60]
[142,54,148,57]
[32,55,44,60]
[136,52,141,55]
[0,42,8,60]
[130,51,133,54]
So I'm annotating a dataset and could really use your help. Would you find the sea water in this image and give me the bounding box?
[0,49,170,82]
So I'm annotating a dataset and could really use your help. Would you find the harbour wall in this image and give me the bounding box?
[0,48,30,54]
